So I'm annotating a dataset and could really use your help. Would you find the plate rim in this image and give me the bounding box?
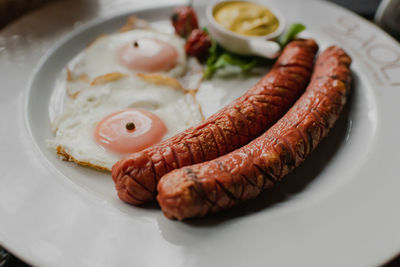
[1,0,400,266]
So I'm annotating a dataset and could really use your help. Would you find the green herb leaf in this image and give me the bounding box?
[278,23,306,48]
[204,52,258,78]
[203,23,306,79]
[215,53,258,71]
[204,39,263,79]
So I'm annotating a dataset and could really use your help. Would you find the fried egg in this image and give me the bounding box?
[48,73,203,171]
[66,28,193,97]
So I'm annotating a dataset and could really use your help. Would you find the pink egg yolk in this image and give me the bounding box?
[117,38,178,72]
[94,109,167,155]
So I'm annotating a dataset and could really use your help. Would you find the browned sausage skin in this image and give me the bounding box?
[112,39,319,205]
[157,46,352,220]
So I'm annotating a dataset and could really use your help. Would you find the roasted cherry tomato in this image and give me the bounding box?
[185,29,212,61]
[171,6,199,38]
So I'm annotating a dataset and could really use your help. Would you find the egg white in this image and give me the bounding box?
[48,73,204,171]
[66,29,189,97]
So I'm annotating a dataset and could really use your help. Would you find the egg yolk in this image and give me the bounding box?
[94,109,167,155]
[117,38,178,72]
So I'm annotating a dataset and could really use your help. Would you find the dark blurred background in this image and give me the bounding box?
[0,0,53,29]
[0,0,383,29]
[0,0,398,266]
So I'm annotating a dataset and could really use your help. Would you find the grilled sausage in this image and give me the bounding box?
[112,39,319,205]
[157,46,352,220]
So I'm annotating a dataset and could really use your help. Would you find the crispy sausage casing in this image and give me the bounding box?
[112,39,319,205]
[157,46,352,220]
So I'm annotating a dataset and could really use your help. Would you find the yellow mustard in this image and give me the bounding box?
[213,1,279,37]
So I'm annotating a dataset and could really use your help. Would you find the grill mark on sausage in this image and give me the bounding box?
[171,146,180,169]
[286,71,307,84]
[240,173,259,190]
[124,187,148,204]
[247,98,263,117]
[209,127,221,157]
[270,143,284,178]
[149,158,158,191]
[304,121,317,152]
[214,124,229,156]
[281,131,300,164]
[152,150,168,181]
[254,164,277,189]
[280,62,314,71]
[215,179,238,203]
[186,168,216,206]
[127,174,153,195]
[267,79,300,93]
[194,135,206,162]
[226,113,241,138]
[253,164,267,189]
[279,141,296,173]
[294,127,309,160]
[257,90,291,100]
[214,122,230,151]
[232,175,242,200]
[254,163,278,186]
[184,142,195,165]
[233,107,251,138]
[228,113,250,145]
[311,107,328,130]
[249,95,280,109]
[159,150,173,173]
[160,149,173,172]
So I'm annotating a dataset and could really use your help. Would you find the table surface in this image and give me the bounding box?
[0,0,398,266]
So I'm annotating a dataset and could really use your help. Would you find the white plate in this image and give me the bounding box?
[1,0,400,266]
